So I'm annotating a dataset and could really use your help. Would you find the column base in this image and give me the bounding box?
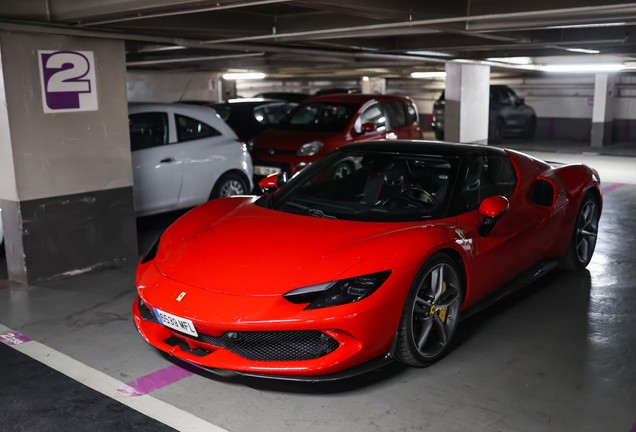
[1,187,137,284]
[591,122,613,147]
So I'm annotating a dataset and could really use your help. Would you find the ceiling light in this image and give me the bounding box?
[564,48,601,54]
[486,57,533,65]
[222,72,266,80]
[541,64,625,72]
[411,71,446,78]
[406,50,453,57]
[546,22,627,29]
[362,76,370,82]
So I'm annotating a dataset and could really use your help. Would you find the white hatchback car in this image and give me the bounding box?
[128,103,253,216]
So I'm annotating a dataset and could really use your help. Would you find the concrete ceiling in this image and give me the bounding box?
[2,0,636,77]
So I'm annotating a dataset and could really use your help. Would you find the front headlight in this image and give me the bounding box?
[283,270,392,310]
[297,141,323,157]
[247,137,256,151]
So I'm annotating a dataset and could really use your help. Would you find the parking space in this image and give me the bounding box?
[0,175,634,432]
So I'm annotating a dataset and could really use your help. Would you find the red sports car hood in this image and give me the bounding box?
[153,197,439,296]
[254,128,342,150]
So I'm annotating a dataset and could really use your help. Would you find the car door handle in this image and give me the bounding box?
[160,157,176,164]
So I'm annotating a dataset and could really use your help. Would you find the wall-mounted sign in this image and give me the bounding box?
[588,97,594,106]
[38,50,98,113]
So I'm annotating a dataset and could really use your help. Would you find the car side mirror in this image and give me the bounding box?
[478,196,509,237]
[516,98,525,106]
[259,172,287,194]
[361,122,377,133]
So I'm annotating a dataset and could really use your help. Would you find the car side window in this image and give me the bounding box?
[354,103,387,133]
[175,114,221,142]
[253,103,293,124]
[381,101,407,129]
[492,88,512,105]
[129,112,169,151]
[461,155,517,212]
[214,107,231,122]
[406,104,418,124]
[506,88,520,105]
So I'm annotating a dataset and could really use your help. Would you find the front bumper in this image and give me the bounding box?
[133,262,415,378]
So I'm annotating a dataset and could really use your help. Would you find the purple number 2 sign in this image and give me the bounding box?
[38,50,98,113]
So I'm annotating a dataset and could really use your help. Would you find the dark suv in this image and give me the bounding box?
[431,85,536,143]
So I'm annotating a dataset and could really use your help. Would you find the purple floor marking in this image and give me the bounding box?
[0,331,32,346]
[0,283,10,291]
[630,421,636,432]
[118,364,194,397]
[602,183,626,194]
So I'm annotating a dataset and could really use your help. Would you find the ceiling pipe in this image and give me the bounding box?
[73,0,293,27]
[126,52,265,66]
[200,3,636,45]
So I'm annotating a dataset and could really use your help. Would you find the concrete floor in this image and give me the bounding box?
[1,152,636,432]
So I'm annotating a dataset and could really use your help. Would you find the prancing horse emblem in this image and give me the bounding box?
[176,292,186,302]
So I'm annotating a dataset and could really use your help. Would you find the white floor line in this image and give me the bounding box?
[0,324,228,432]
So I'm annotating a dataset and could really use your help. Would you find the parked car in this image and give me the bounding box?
[431,85,537,143]
[253,92,309,104]
[208,98,297,142]
[128,103,253,216]
[132,141,601,380]
[248,94,423,182]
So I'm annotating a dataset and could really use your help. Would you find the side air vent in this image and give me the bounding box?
[534,179,555,207]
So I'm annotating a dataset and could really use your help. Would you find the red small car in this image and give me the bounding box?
[248,94,423,181]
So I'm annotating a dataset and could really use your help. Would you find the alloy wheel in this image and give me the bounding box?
[410,263,462,359]
[219,179,246,197]
[576,200,598,263]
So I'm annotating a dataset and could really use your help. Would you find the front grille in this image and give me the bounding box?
[138,298,159,323]
[195,330,339,362]
[138,298,339,361]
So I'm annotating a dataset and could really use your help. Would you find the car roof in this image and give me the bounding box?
[341,140,510,158]
[304,94,413,104]
[128,102,215,112]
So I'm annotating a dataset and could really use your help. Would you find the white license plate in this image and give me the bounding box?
[153,308,198,337]
[254,165,281,176]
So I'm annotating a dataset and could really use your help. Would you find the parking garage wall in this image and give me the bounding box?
[127,71,234,102]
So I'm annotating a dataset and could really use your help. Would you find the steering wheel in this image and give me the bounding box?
[379,194,431,209]
[378,187,438,210]
[401,187,439,206]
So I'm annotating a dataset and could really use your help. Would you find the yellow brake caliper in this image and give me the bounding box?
[438,282,448,322]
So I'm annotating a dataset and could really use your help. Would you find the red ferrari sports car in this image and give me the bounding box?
[132,141,602,381]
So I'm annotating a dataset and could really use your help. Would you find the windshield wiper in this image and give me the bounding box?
[283,201,337,219]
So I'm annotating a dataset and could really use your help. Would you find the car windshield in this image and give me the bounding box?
[259,149,460,222]
[277,101,359,132]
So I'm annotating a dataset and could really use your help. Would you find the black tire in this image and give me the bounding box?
[523,116,537,139]
[395,253,464,367]
[561,193,600,270]
[209,172,249,200]
[434,130,444,141]
[489,118,505,144]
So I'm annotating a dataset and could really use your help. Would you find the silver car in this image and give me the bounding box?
[129,103,253,216]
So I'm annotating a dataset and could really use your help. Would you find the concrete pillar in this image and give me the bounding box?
[361,78,386,95]
[221,79,237,101]
[444,62,490,144]
[591,73,615,147]
[0,31,137,283]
